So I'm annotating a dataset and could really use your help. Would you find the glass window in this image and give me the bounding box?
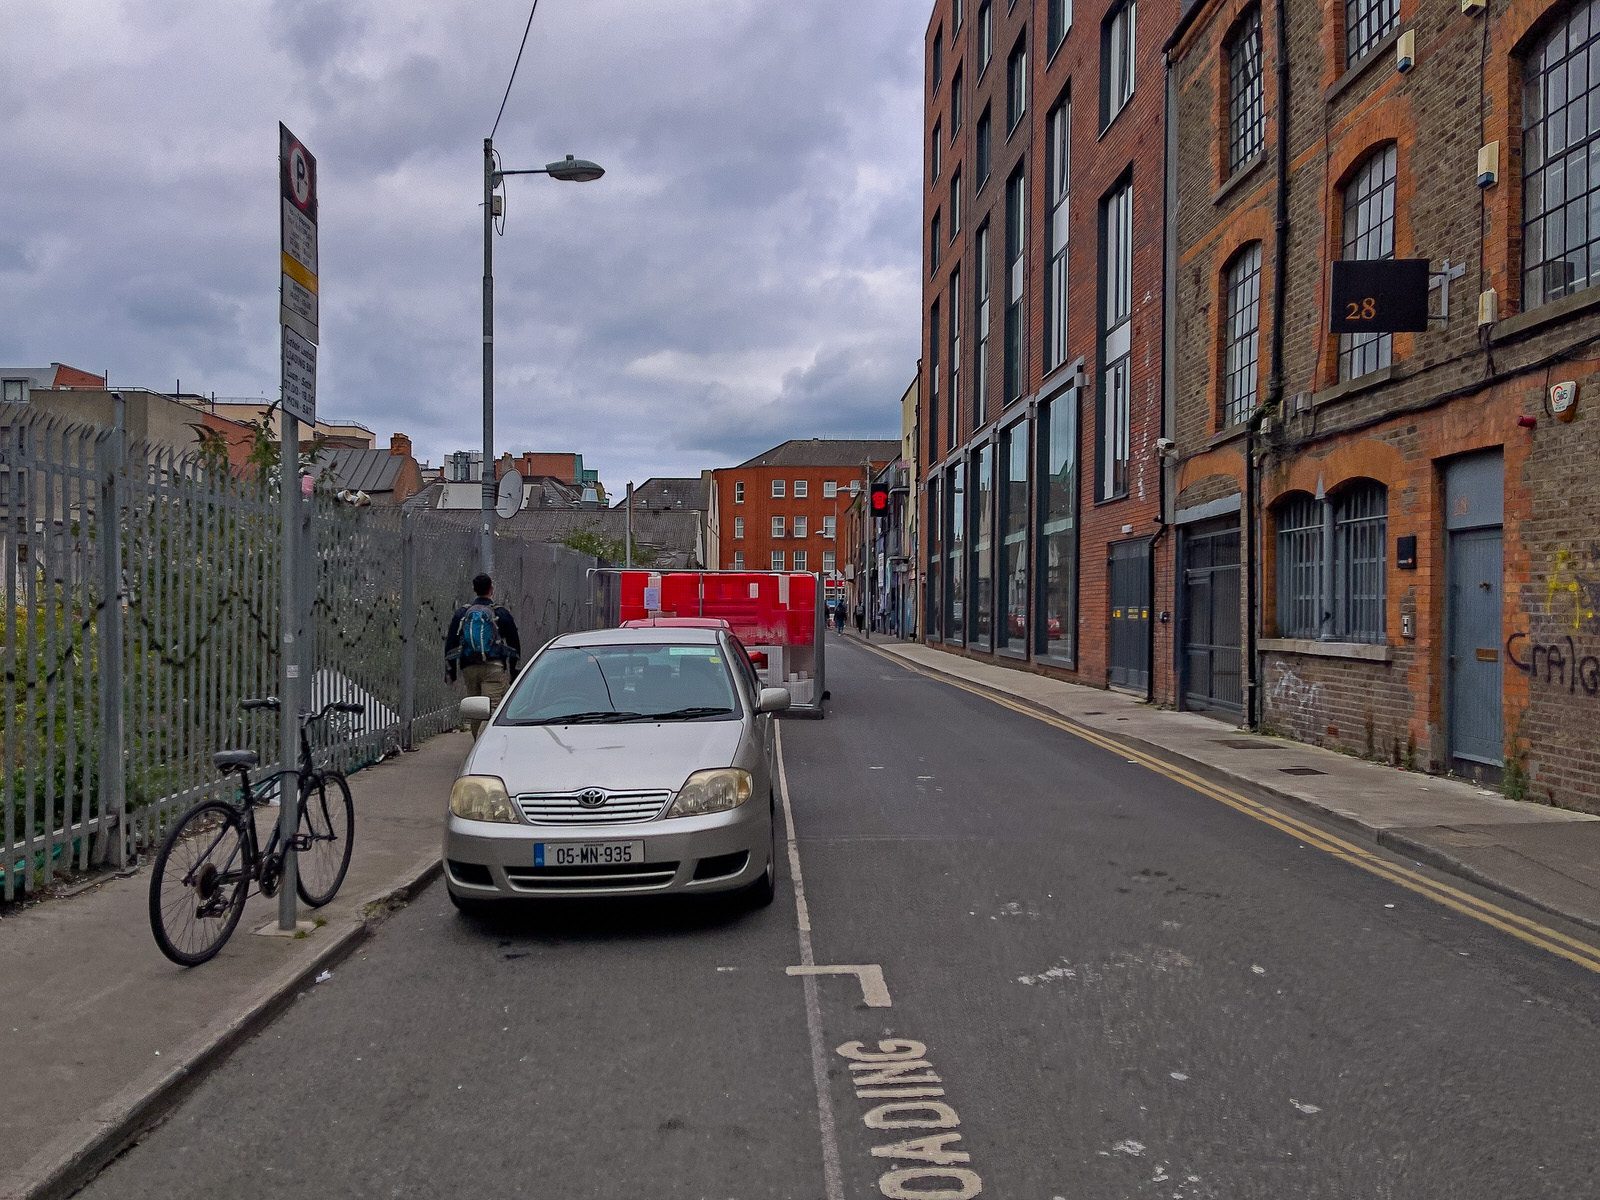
[1098,179,1133,500]
[1523,3,1600,307]
[771,550,785,571]
[952,66,964,133]
[794,515,809,537]
[1007,36,1028,132]
[1045,95,1071,372]
[794,550,809,572]
[976,222,992,428]
[734,481,745,503]
[932,121,943,183]
[772,516,785,537]
[1039,391,1077,660]
[2,380,25,403]
[1048,0,1072,55]
[979,0,993,72]
[955,0,964,33]
[772,479,786,498]
[968,444,994,646]
[824,481,838,498]
[1102,0,1136,126]
[499,644,738,724]
[734,516,745,539]
[944,468,966,642]
[824,514,837,538]
[794,479,808,498]
[1334,482,1386,643]
[949,266,962,441]
[931,209,943,271]
[977,107,992,187]
[927,480,944,637]
[951,168,962,235]
[933,29,945,87]
[1222,243,1263,427]
[998,422,1030,651]
[1346,0,1398,64]
[733,551,745,569]
[1227,9,1265,175]
[930,296,943,449]
[1339,144,1397,380]
[824,549,837,572]
[1004,167,1027,407]
[1275,493,1322,639]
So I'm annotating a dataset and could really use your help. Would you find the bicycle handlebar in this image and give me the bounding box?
[240,698,365,720]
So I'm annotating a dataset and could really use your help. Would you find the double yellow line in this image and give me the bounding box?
[868,645,1600,975]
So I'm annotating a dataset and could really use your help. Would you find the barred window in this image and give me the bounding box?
[1226,9,1265,176]
[1222,243,1262,427]
[1275,494,1323,639]
[1339,144,1397,381]
[1334,482,1386,643]
[1522,1,1600,307]
[1345,0,1397,64]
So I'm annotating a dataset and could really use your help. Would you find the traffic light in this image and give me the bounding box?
[870,481,890,520]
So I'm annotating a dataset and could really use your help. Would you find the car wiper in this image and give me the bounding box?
[524,710,645,725]
[640,707,735,721]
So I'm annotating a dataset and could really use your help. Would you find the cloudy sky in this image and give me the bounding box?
[0,0,923,488]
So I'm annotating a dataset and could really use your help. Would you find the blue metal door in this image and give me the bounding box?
[1447,528,1503,766]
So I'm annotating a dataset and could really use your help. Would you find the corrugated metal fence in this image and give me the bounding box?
[1,403,610,900]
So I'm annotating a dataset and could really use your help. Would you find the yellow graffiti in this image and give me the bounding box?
[1548,548,1600,632]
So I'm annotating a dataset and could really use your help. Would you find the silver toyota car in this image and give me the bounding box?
[443,626,788,914]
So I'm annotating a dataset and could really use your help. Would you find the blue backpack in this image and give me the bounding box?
[460,602,507,660]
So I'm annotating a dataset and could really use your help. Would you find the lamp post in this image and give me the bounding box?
[481,140,604,574]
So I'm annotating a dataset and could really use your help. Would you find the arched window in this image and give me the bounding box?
[1522,1,1600,307]
[1334,480,1387,642]
[1275,493,1322,639]
[1222,243,1263,427]
[1339,144,1398,381]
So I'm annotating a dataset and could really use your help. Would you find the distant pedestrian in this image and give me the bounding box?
[854,603,865,635]
[835,601,847,632]
[446,573,522,737]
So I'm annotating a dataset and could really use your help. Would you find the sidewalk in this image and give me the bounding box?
[0,732,470,1200]
[865,639,1600,936]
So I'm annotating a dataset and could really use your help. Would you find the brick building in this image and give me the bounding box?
[711,439,897,577]
[1166,0,1600,811]
[920,0,1177,695]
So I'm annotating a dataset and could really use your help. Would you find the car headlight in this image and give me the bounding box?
[667,768,753,818]
[449,775,519,823]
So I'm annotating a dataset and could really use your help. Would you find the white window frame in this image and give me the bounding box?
[771,550,785,571]
[794,515,809,537]
[794,550,808,572]
[771,479,785,498]
[824,514,837,538]
[733,551,745,570]
[734,516,745,539]
[794,479,809,498]
[824,480,838,498]
[823,549,837,572]
[772,516,786,538]
[734,481,745,503]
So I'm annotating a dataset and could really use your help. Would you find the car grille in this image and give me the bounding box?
[504,861,680,893]
[515,790,672,825]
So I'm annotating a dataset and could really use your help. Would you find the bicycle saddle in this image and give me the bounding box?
[212,750,260,771]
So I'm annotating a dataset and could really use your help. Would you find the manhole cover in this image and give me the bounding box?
[1279,766,1327,776]
[1215,739,1286,750]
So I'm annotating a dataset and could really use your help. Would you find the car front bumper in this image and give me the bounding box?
[442,800,772,901]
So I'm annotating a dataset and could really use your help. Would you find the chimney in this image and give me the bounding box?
[390,433,412,458]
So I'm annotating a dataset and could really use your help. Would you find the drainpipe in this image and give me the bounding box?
[1249,0,1293,732]
[1150,49,1181,705]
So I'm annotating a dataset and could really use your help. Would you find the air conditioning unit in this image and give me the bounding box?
[1397,29,1416,72]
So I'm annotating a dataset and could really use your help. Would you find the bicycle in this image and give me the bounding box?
[148,698,363,967]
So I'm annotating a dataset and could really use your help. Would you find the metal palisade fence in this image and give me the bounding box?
[1,402,610,900]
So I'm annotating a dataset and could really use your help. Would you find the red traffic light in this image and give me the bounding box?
[870,483,890,514]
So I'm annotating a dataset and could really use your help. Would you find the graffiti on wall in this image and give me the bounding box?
[1512,542,1600,697]
[1547,547,1600,632]
[1506,633,1600,696]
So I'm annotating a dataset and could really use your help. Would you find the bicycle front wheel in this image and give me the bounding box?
[296,771,354,908]
[149,801,251,967]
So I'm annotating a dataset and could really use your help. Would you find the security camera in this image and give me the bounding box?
[1154,438,1177,457]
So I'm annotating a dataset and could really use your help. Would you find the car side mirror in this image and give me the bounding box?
[460,696,493,722]
[756,687,791,714]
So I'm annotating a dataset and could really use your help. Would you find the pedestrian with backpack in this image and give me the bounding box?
[445,573,522,737]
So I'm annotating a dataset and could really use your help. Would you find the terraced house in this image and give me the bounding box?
[926,0,1600,814]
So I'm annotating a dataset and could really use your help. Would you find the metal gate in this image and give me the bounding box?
[1181,520,1242,715]
[1445,451,1504,773]
[1108,539,1150,691]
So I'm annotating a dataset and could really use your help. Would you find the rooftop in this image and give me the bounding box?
[735,438,899,469]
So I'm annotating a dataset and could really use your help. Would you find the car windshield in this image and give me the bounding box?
[498,643,740,725]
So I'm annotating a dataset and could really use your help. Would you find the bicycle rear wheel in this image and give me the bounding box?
[149,801,251,967]
[296,770,354,908]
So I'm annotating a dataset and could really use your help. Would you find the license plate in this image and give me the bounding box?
[535,841,644,868]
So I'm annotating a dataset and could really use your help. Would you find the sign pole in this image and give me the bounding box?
[482,137,496,577]
[277,122,319,932]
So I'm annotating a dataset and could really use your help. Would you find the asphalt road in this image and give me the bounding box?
[82,636,1600,1199]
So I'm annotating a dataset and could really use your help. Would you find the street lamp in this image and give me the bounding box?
[481,139,605,574]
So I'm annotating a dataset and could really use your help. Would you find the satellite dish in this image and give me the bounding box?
[495,470,524,519]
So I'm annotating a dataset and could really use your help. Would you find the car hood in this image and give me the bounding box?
[465,719,746,795]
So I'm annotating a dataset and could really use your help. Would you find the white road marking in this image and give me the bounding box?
[775,723,846,1200]
[787,964,893,1008]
